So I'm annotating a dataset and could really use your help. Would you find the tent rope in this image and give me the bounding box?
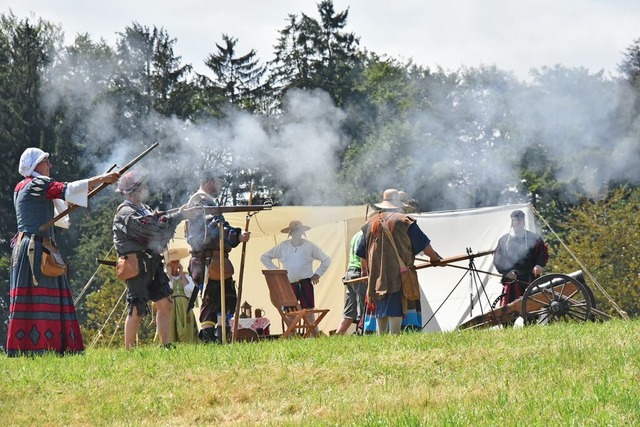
[74,246,116,305]
[533,207,628,320]
[107,303,129,348]
[89,287,127,348]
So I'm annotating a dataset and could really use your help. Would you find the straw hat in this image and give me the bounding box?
[281,220,311,234]
[164,247,190,263]
[374,189,404,209]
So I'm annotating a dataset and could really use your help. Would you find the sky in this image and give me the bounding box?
[3,1,639,208]
[4,0,640,80]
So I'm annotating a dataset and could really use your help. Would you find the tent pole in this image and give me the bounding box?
[219,221,227,343]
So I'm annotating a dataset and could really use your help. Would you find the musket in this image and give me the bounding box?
[414,249,496,270]
[343,249,496,284]
[39,142,160,233]
[158,204,272,216]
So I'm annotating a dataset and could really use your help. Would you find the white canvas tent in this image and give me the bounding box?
[412,203,535,332]
[167,203,535,335]
[169,205,369,335]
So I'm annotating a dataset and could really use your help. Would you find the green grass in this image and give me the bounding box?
[2,319,640,426]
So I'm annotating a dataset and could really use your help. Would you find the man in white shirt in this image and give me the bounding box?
[260,220,331,310]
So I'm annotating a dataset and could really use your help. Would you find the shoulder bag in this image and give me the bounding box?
[381,223,421,301]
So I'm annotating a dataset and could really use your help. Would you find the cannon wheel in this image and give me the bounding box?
[521,273,593,325]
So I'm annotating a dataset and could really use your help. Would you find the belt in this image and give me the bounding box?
[291,278,311,285]
[22,232,47,242]
[347,267,361,274]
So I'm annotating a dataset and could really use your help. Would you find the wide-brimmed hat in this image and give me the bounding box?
[374,189,404,209]
[19,147,49,177]
[281,220,311,234]
[116,170,146,195]
[164,247,190,263]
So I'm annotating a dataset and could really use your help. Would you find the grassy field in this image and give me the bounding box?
[2,319,639,426]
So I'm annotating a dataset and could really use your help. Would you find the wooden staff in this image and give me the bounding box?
[39,142,159,233]
[232,182,254,343]
[343,249,496,284]
[219,220,227,343]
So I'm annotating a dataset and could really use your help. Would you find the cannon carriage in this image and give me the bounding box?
[458,270,598,330]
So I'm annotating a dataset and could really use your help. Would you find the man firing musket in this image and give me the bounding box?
[112,170,199,350]
[185,170,253,344]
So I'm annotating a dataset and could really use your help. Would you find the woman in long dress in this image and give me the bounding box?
[7,147,119,356]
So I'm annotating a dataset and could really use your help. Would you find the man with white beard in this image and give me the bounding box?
[493,209,549,307]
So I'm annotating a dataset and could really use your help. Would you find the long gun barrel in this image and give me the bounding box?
[158,204,273,216]
[39,142,159,232]
[343,249,495,284]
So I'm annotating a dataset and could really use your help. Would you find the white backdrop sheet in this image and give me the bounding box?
[414,203,535,332]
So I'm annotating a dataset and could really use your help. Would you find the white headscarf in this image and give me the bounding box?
[19,147,49,177]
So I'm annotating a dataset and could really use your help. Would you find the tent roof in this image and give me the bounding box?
[176,205,368,239]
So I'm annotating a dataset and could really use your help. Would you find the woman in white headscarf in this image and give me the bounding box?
[6,147,119,357]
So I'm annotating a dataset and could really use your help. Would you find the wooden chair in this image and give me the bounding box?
[262,269,329,338]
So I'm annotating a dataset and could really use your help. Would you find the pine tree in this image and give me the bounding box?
[203,34,269,113]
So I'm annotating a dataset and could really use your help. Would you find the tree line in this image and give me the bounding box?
[1,1,640,345]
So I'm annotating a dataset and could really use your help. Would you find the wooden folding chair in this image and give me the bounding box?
[262,269,329,338]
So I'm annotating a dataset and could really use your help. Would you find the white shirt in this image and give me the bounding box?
[33,173,90,229]
[260,239,331,283]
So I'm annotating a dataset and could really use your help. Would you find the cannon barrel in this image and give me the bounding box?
[541,270,584,288]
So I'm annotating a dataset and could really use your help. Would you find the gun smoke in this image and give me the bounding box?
[41,53,639,211]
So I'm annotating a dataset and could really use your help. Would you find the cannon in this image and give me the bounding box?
[458,270,596,330]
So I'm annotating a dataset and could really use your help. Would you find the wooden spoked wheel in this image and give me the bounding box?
[521,273,593,325]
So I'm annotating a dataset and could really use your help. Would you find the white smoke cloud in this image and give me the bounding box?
[41,50,639,212]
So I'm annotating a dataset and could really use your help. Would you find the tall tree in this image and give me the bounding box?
[0,12,62,248]
[111,23,195,121]
[203,33,269,113]
[619,37,640,89]
[269,0,362,108]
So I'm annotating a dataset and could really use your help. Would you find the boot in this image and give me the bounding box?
[199,327,217,343]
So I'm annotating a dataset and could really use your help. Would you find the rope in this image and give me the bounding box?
[107,303,129,348]
[532,206,628,320]
[74,245,116,306]
[88,287,127,348]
